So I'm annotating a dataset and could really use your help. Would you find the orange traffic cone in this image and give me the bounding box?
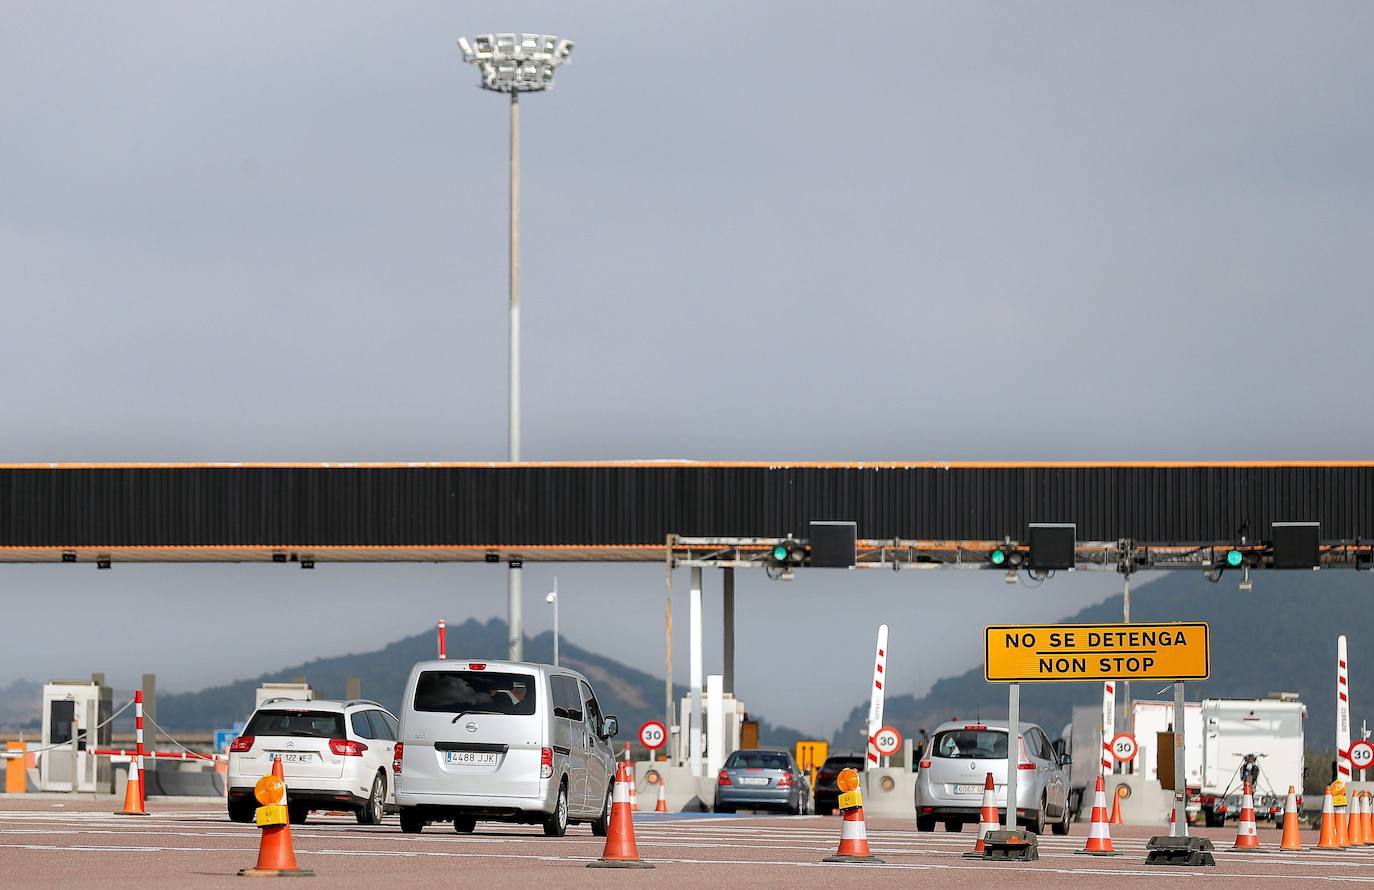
[1075,775,1118,856]
[654,775,668,813]
[1363,792,1374,846]
[1335,792,1350,849]
[824,806,881,862]
[588,761,653,869]
[1349,790,1368,847]
[964,772,1000,858]
[1168,805,1188,838]
[238,758,314,877]
[629,768,640,812]
[1279,786,1302,851]
[113,760,148,816]
[1229,782,1262,850]
[1108,785,1125,825]
[1317,785,1342,850]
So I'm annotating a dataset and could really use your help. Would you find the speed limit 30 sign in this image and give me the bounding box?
[1350,740,1374,771]
[638,720,667,751]
[1110,732,1138,763]
[872,726,903,757]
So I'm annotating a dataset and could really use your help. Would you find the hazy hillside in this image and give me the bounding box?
[150,618,811,746]
[835,569,1371,755]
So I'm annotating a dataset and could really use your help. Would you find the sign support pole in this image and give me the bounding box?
[1173,680,1186,834]
[1007,681,1019,831]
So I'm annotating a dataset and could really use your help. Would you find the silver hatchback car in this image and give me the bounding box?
[914,720,1072,835]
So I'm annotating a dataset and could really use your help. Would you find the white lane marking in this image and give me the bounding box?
[6,841,1374,882]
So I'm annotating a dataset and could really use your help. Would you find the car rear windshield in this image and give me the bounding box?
[413,670,537,715]
[932,728,1007,759]
[726,751,790,770]
[821,756,864,770]
[244,710,346,738]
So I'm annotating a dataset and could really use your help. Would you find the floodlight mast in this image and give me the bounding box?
[457,34,574,662]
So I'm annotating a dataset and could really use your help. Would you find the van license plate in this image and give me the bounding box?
[276,753,313,763]
[955,784,984,794]
[446,752,498,766]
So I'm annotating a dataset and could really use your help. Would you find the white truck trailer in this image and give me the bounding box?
[1195,696,1305,826]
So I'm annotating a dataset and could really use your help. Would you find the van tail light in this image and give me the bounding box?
[1017,762,1037,770]
[392,742,403,774]
[1016,737,1035,769]
[717,770,732,786]
[329,738,368,757]
[776,773,794,787]
[469,663,487,671]
[919,760,932,769]
[540,747,553,779]
[229,736,254,753]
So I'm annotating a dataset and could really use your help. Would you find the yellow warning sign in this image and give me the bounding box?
[984,622,1210,682]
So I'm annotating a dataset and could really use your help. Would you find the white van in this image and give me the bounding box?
[392,659,619,836]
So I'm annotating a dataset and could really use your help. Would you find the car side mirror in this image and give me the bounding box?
[603,716,618,739]
[1060,754,1072,766]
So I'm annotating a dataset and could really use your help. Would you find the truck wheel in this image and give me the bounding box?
[1204,808,1224,828]
[227,798,256,824]
[591,785,612,837]
[943,820,962,832]
[542,783,568,837]
[399,808,424,834]
[1052,801,1071,835]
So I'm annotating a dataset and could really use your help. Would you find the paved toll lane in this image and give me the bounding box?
[1,798,1371,888]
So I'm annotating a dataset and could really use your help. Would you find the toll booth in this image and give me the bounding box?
[676,676,745,775]
[39,681,112,792]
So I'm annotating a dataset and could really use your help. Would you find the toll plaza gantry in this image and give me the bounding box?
[4,460,1374,770]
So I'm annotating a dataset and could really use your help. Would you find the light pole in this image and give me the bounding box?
[545,577,559,667]
[457,33,574,662]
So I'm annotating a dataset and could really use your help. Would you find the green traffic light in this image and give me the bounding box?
[773,545,789,561]
[1226,549,1244,567]
[989,549,1006,565]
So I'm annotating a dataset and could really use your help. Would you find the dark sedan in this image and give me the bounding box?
[714,749,811,814]
[813,754,865,815]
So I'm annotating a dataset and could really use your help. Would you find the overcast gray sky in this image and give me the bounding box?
[3,3,1372,734]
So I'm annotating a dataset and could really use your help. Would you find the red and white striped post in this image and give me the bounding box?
[134,689,146,806]
[1101,682,1115,777]
[865,625,889,770]
[1338,635,1352,783]
[438,619,447,660]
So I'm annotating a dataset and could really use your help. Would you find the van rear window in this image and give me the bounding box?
[413,671,537,715]
[245,710,346,738]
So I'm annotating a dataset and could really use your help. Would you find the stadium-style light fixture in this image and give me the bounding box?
[456,32,574,663]
[457,33,573,93]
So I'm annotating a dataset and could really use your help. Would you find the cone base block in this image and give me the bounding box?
[236,868,315,877]
[1228,844,1269,852]
[587,860,655,869]
[822,855,884,863]
[113,811,151,816]
[1074,849,1120,857]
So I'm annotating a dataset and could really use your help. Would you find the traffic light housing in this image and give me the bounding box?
[989,547,1025,569]
[769,536,809,568]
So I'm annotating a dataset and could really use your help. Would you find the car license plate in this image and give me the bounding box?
[276,753,313,763]
[955,784,984,794]
[738,777,769,786]
[446,751,498,766]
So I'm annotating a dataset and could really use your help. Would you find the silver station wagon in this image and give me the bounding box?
[914,720,1072,835]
